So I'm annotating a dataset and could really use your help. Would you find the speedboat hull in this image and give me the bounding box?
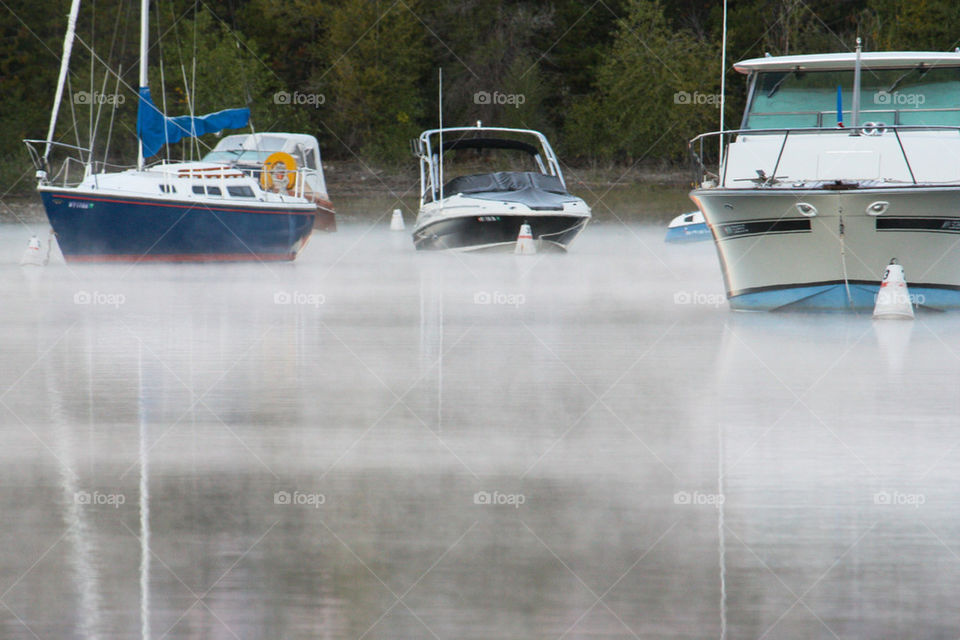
[665,211,710,244]
[41,189,316,262]
[413,212,588,251]
[692,186,960,311]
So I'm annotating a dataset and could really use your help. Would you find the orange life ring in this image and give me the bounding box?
[260,151,297,191]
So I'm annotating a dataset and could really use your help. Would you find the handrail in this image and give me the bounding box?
[23,139,322,198]
[23,138,93,172]
[688,124,960,188]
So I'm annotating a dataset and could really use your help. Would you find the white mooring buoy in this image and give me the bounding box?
[390,209,405,231]
[515,222,536,255]
[19,235,44,267]
[873,259,914,320]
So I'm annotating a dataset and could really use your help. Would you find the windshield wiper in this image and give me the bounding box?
[886,64,928,94]
[766,69,802,99]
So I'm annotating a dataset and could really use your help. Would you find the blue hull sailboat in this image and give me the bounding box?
[25,0,318,263]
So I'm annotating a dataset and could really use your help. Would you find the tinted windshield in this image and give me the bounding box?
[746,66,960,129]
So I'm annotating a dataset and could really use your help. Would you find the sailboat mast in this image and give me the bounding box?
[718,0,727,167]
[137,0,149,171]
[438,68,443,205]
[43,0,82,167]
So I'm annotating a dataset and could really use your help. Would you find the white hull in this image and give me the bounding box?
[692,186,960,310]
[413,199,590,252]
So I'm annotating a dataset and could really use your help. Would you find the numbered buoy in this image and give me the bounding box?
[390,209,405,231]
[20,235,44,267]
[514,222,536,255]
[873,260,914,320]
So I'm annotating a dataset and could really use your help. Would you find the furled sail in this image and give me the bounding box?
[136,87,249,157]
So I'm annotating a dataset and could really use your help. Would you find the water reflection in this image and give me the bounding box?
[3,224,960,637]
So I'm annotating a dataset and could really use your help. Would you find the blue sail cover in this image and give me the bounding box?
[136,87,250,157]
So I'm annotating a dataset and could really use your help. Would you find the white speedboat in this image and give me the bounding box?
[690,46,960,310]
[411,124,591,251]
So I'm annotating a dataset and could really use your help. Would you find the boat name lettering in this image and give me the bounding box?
[68,201,93,209]
[721,223,749,237]
[477,216,501,222]
[718,219,811,239]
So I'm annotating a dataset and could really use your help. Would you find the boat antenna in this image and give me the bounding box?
[137,0,149,171]
[438,68,443,205]
[44,0,82,170]
[718,0,727,167]
[851,37,862,131]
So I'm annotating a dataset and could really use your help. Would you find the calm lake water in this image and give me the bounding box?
[2,220,960,639]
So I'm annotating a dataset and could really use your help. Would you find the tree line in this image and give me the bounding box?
[3,0,960,192]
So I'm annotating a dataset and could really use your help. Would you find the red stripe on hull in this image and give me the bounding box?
[66,252,297,263]
[44,191,317,217]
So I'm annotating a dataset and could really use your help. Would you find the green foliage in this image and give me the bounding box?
[153,9,279,159]
[313,0,429,165]
[868,0,960,50]
[0,0,71,190]
[7,0,960,193]
[564,0,719,162]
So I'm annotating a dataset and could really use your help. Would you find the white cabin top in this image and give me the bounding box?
[211,133,320,155]
[203,132,329,200]
[205,133,322,168]
[735,51,960,74]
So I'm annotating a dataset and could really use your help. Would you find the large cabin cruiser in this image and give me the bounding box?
[690,47,960,310]
[411,124,591,251]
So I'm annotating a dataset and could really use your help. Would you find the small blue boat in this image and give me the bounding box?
[665,211,710,243]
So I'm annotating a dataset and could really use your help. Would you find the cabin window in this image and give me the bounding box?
[206,186,222,196]
[259,136,286,151]
[303,147,317,170]
[159,184,176,194]
[192,185,205,195]
[227,185,255,198]
[746,66,960,130]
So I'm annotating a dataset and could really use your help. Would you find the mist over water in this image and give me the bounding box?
[2,221,960,638]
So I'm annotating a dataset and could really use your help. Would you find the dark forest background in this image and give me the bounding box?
[3,0,960,192]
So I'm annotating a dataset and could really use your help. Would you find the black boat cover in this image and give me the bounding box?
[437,171,576,211]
